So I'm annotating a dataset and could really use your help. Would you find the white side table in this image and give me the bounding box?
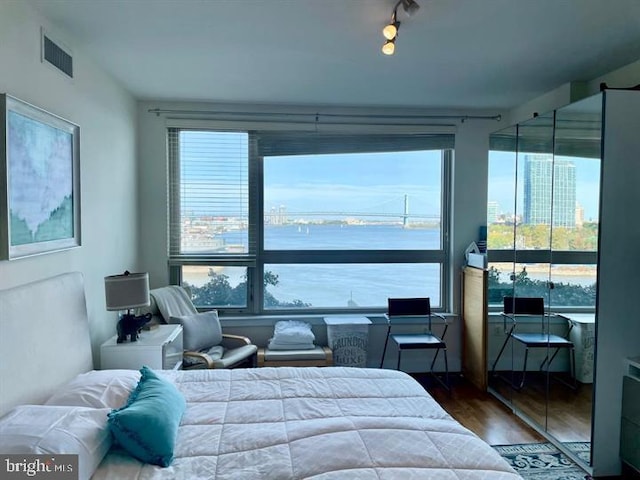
[101,324,183,370]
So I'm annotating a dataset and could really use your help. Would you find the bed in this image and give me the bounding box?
[0,273,520,479]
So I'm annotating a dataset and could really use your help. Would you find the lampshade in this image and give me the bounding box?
[104,271,150,311]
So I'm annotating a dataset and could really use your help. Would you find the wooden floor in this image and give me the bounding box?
[489,371,592,442]
[412,374,640,480]
[412,373,545,445]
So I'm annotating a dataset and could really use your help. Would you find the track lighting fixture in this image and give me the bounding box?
[381,0,420,55]
[400,0,420,17]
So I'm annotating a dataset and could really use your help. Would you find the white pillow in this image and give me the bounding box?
[46,369,140,409]
[0,405,112,480]
[170,310,222,352]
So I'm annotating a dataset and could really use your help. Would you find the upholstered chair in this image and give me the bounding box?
[142,286,257,369]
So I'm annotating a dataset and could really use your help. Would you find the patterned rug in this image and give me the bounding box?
[564,442,591,465]
[493,442,590,480]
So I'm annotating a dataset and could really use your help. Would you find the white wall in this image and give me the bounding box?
[0,1,139,366]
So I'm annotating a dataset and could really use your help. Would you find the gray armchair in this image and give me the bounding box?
[143,286,257,369]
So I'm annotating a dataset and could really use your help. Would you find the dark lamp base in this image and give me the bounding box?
[116,313,152,343]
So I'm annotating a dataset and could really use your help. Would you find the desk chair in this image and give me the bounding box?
[491,296,576,390]
[380,298,450,390]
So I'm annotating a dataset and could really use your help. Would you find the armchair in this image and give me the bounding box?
[145,286,257,369]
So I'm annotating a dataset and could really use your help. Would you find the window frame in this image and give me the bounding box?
[168,128,453,315]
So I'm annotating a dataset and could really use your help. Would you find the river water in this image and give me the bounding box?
[183,224,594,308]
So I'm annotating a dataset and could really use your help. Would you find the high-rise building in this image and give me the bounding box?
[265,205,288,225]
[278,205,287,225]
[523,154,576,227]
[552,160,576,227]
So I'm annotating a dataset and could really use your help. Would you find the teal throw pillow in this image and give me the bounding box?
[107,366,186,467]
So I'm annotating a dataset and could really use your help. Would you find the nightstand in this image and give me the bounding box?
[101,324,183,370]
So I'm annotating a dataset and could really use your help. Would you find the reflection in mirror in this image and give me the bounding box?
[487,96,601,469]
[512,111,554,433]
[487,125,518,407]
[546,95,602,466]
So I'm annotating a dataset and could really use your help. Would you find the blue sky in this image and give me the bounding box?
[263,150,442,219]
[181,131,600,221]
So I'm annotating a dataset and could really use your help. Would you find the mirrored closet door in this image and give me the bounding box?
[487,95,603,469]
[545,95,601,458]
[488,88,640,476]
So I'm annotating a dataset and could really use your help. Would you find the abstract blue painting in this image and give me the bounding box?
[1,94,80,260]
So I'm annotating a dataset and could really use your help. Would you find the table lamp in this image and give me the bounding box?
[104,271,152,343]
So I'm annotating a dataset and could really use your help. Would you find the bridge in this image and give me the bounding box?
[268,194,441,226]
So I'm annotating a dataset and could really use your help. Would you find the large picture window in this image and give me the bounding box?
[169,129,453,314]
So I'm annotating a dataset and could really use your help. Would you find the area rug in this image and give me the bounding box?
[492,442,590,480]
[564,441,591,464]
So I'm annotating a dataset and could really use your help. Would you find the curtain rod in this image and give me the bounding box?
[148,108,502,124]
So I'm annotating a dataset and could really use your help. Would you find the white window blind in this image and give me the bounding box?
[168,129,254,259]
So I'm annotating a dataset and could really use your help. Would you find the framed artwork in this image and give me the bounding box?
[0,94,81,260]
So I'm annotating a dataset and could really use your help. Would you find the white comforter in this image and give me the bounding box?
[92,367,519,479]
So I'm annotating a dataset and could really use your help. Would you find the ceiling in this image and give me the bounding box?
[29,0,640,111]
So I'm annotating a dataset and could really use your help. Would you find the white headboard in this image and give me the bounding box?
[0,272,93,416]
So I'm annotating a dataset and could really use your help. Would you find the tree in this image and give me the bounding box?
[186,269,311,308]
[487,265,596,307]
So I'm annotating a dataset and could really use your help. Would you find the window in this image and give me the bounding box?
[169,129,453,314]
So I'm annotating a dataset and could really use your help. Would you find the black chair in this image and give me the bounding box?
[491,296,576,390]
[380,298,449,390]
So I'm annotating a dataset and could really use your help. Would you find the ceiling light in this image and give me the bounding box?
[382,22,399,40]
[382,40,396,56]
[381,0,419,56]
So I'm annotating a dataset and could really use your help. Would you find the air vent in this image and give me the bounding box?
[41,29,73,78]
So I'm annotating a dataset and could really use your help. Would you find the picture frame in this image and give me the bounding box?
[0,94,81,260]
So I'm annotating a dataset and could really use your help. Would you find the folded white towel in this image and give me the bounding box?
[271,320,315,344]
[268,321,316,350]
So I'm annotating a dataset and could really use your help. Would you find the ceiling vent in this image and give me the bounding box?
[41,28,73,78]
